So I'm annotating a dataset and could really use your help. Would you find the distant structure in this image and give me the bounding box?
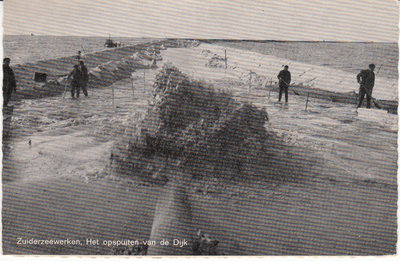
[30,33,34,36]
[104,35,121,48]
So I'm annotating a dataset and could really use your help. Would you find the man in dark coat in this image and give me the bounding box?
[68,65,81,98]
[79,61,89,96]
[277,65,291,102]
[3,58,17,107]
[357,64,375,108]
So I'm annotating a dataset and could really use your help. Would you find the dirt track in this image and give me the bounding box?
[2,45,397,255]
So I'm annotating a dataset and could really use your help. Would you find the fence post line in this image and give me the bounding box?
[305,92,310,111]
[224,49,227,69]
[131,75,135,100]
[143,70,146,92]
[111,84,115,111]
[249,70,252,93]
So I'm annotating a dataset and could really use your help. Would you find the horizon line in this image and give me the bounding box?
[3,34,398,44]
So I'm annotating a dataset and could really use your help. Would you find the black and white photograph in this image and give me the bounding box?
[1,0,398,256]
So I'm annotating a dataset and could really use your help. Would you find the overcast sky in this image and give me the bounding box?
[3,0,399,41]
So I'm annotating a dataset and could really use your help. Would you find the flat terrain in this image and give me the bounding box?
[2,43,397,255]
[216,41,398,79]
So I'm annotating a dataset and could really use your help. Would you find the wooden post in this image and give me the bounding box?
[131,76,135,100]
[224,49,227,69]
[305,92,310,111]
[249,70,252,93]
[268,89,271,100]
[143,70,146,92]
[111,84,115,111]
[224,49,227,78]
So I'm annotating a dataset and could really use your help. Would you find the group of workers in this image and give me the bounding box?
[67,60,89,99]
[277,64,376,108]
[2,55,377,109]
[2,56,89,106]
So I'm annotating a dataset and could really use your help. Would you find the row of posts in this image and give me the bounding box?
[111,49,310,112]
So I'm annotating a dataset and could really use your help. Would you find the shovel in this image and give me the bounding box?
[359,84,382,109]
[279,78,300,96]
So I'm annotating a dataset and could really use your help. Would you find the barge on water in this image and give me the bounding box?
[104,36,121,48]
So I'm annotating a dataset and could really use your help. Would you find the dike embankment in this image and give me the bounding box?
[10,40,198,100]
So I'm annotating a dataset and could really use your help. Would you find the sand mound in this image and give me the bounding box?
[107,64,293,183]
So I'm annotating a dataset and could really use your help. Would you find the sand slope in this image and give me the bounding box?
[161,44,397,101]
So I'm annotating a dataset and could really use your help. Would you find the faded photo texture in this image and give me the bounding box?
[2,0,398,255]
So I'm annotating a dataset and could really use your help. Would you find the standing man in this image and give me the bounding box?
[79,61,89,97]
[3,58,17,107]
[277,65,291,103]
[357,64,375,108]
[67,64,81,99]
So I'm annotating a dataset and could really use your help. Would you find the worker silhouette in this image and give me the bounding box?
[3,58,17,107]
[357,64,375,108]
[277,65,291,103]
[67,65,82,99]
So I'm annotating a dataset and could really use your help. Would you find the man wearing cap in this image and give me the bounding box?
[3,58,17,107]
[277,65,291,103]
[357,64,375,108]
